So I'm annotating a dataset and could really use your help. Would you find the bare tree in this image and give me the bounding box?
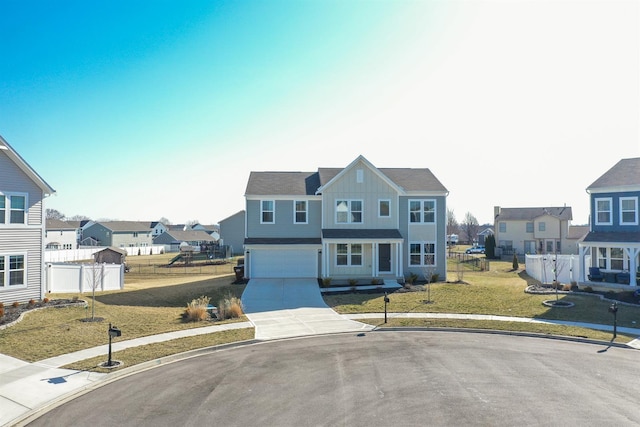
[67,214,91,221]
[446,208,459,237]
[461,212,480,245]
[159,217,172,225]
[84,262,106,322]
[46,208,65,220]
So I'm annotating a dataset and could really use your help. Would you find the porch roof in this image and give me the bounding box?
[581,231,640,244]
[244,237,322,245]
[322,229,403,239]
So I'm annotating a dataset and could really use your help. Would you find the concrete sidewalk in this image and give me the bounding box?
[2,311,639,427]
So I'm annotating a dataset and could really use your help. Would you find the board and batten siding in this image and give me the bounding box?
[321,163,399,229]
[246,199,322,239]
[0,226,45,304]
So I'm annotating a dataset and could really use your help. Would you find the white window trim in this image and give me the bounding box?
[336,243,363,267]
[595,197,613,226]
[409,241,436,267]
[378,199,391,218]
[408,199,436,224]
[619,196,638,226]
[0,252,27,289]
[260,200,275,224]
[0,191,29,226]
[335,199,363,224]
[294,200,308,224]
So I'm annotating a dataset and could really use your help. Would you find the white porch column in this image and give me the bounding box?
[628,247,639,287]
[578,245,589,282]
[372,243,378,277]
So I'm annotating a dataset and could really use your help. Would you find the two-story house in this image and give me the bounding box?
[45,219,78,250]
[494,206,575,255]
[243,155,449,283]
[82,221,155,248]
[0,136,55,304]
[579,157,640,288]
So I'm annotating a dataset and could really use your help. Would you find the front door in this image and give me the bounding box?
[378,244,391,273]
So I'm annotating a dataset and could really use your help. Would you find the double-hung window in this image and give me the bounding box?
[595,198,612,225]
[0,254,25,287]
[336,243,362,266]
[409,242,435,266]
[336,200,362,224]
[409,200,435,223]
[620,197,638,225]
[261,200,275,224]
[294,200,307,224]
[526,222,533,233]
[0,193,27,225]
[378,199,390,218]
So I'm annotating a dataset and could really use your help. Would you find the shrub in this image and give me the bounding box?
[217,294,243,320]
[583,286,593,293]
[0,306,4,317]
[430,273,439,283]
[42,297,50,304]
[406,273,419,285]
[512,253,519,270]
[371,277,380,285]
[12,301,19,308]
[321,277,332,288]
[28,299,36,306]
[182,295,211,322]
[348,278,358,286]
[562,283,572,291]
[0,302,4,309]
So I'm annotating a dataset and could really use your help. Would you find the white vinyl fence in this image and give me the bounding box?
[45,245,165,262]
[46,263,124,294]
[525,255,582,284]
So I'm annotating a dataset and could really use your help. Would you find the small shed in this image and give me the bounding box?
[93,246,127,265]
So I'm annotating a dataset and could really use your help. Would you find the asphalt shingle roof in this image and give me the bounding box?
[587,157,640,190]
[245,164,447,196]
[495,207,573,221]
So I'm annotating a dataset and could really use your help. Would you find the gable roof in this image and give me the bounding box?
[46,219,76,230]
[495,206,573,221]
[0,135,55,195]
[156,229,216,242]
[95,221,153,232]
[245,155,448,196]
[587,157,640,191]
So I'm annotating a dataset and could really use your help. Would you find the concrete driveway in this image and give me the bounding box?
[241,278,374,340]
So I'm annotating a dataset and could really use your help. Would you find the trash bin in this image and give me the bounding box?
[234,265,244,281]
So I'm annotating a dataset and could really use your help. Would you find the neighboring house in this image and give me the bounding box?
[66,219,93,246]
[494,206,574,255]
[477,226,494,246]
[192,223,220,241]
[153,229,217,252]
[45,219,77,249]
[82,221,154,248]
[150,221,167,237]
[243,155,449,282]
[579,157,640,288]
[0,135,55,304]
[219,210,245,256]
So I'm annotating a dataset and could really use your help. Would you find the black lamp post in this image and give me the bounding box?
[383,292,390,323]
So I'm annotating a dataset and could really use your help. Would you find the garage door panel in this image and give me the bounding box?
[251,249,317,278]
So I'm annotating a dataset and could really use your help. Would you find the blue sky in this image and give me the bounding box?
[1,0,638,226]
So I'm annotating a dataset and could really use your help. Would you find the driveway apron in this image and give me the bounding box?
[241,278,374,340]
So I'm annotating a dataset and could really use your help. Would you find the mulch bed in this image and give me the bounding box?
[0,299,86,328]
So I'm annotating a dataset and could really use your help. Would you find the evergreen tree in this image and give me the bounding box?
[485,234,496,259]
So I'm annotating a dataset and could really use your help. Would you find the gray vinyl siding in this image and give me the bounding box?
[399,195,447,280]
[321,163,398,229]
[246,199,321,238]
[0,228,44,304]
[83,223,113,246]
[0,152,44,227]
[219,211,246,255]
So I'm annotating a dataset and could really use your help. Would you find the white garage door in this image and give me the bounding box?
[251,249,317,278]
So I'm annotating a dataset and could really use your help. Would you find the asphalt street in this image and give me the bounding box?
[24,331,640,427]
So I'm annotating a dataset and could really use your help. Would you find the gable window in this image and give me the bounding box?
[336,243,362,266]
[620,197,638,225]
[0,254,25,287]
[336,200,363,224]
[0,193,27,225]
[410,242,435,266]
[499,222,506,232]
[409,200,435,223]
[133,232,139,238]
[526,222,533,233]
[538,222,546,232]
[378,199,390,217]
[261,200,275,224]
[356,169,363,183]
[294,200,307,224]
[595,198,612,225]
